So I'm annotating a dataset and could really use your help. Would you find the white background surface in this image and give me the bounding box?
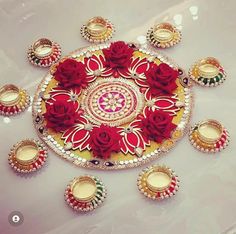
[0,0,236,233]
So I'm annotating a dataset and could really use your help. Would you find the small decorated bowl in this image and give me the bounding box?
[147,22,181,48]
[8,139,48,173]
[189,119,230,153]
[81,16,115,43]
[27,38,61,67]
[0,84,30,116]
[65,175,107,212]
[189,57,226,87]
[137,165,179,200]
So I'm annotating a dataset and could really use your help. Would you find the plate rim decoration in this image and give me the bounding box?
[32,42,193,170]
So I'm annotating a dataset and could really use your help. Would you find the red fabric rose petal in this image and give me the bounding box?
[44,100,80,132]
[90,124,121,159]
[139,109,177,143]
[102,41,133,76]
[145,63,178,97]
[54,58,88,89]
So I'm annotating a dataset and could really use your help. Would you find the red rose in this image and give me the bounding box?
[103,41,133,69]
[90,124,121,159]
[145,63,178,96]
[141,110,176,143]
[44,100,80,132]
[54,58,88,89]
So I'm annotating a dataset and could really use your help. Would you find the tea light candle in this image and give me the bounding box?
[65,175,107,212]
[15,140,39,165]
[81,16,114,43]
[198,64,219,79]
[197,120,222,143]
[147,171,172,192]
[33,38,53,59]
[71,176,97,202]
[189,119,229,153]
[137,165,179,200]
[189,57,226,87]
[87,17,107,37]
[147,22,181,48]
[0,85,20,106]
[8,139,48,173]
[154,28,173,42]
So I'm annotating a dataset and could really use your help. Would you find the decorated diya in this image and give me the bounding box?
[65,175,106,212]
[8,139,48,173]
[189,119,230,153]
[27,38,61,67]
[137,165,179,200]
[189,57,226,87]
[147,22,181,48]
[81,17,114,43]
[32,41,192,170]
[0,84,30,116]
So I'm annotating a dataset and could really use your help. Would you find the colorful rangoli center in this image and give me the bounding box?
[81,78,144,126]
[98,91,126,113]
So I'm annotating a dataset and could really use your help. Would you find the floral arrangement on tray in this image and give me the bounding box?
[33,41,192,169]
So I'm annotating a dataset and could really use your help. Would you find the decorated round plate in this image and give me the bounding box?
[32,41,192,170]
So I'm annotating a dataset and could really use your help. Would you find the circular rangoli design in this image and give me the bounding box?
[81,78,144,126]
[32,41,192,170]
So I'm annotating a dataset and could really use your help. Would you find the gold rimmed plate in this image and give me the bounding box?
[32,42,192,170]
[0,84,30,116]
[189,119,230,153]
[81,16,115,43]
[65,175,107,212]
[8,139,48,173]
[137,165,179,200]
[189,57,226,87]
[147,22,181,48]
[27,38,61,67]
